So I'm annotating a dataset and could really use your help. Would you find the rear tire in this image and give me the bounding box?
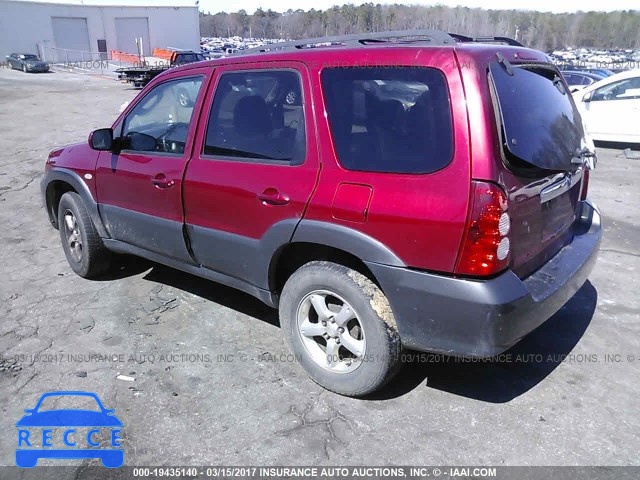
[279,261,402,397]
[57,192,112,278]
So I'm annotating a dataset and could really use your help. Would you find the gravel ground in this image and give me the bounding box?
[0,67,639,468]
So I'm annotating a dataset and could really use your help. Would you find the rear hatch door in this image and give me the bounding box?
[489,60,592,278]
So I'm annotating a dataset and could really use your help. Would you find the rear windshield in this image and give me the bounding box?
[322,67,453,174]
[176,53,203,63]
[490,63,588,172]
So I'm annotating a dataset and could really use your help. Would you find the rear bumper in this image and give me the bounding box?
[366,200,602,358]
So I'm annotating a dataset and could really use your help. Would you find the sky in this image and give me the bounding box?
[201,0,639,14]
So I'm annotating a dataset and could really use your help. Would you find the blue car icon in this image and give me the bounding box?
[16,391,123,468]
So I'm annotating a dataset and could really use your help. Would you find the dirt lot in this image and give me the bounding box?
[0,67,639,467]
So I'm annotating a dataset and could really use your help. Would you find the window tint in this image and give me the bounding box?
[204,70,305,163]
[122,76,203,155]
[321,66,453,174]
[582,76,594,86]
[490,64,587,172]
[592,77,640,101]
[175,53,204,63]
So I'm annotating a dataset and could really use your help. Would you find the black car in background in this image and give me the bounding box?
[6,53,49,73]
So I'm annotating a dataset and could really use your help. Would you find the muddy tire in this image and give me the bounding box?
[279,261,402,397]
[57,192,112,279]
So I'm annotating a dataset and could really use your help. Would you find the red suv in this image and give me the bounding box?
[41,30,601,396]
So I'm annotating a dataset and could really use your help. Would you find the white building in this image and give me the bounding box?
[0,0,200,62]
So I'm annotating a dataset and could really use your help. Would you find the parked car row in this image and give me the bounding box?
[550,47,640,66]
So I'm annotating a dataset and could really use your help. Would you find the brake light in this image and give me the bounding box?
[580,167,590,201]
[455,181,510,277]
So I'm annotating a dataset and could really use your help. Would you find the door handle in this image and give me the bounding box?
[151,173,175,189]
[257,188,289,206]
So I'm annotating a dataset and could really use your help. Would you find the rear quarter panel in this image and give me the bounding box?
[304,47,471,273]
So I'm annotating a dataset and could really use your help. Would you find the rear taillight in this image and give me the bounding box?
[455,181,510,277]
[580,167,590,201]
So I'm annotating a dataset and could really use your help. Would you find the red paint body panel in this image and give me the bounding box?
[183,161,318,238]
[182,61,319,240]
[95,67,213,224]
[332,183,373,223]
[46,142,100,197]
[95,151,187,223]
[304,48,471,273]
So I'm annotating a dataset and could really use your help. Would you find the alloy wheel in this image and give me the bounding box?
[296,290,366,374]
[63,209,83,262]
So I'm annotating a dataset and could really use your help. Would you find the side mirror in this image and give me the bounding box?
[24,409,35,414]
[89,128,113,151]
[583,91,593,103]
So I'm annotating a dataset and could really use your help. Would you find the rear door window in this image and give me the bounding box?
[490,63,588,172]
[203,70,306,164]
[321,66,454,174]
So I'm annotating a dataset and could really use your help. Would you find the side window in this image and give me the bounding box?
[581,76,594,86]
[321,66,454,174]
[204,70,305,163]
[592,77,640,101]
[121,76,203,155]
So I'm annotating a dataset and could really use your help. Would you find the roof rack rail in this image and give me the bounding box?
[236,29,457,55]
[448,33,523,47]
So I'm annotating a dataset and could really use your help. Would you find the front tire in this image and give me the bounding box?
[279,261,402,397]
[57,192,112,278]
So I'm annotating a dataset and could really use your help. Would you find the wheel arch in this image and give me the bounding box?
[42,168,109,238]
[270,242,380,295]
[270,221,405,295]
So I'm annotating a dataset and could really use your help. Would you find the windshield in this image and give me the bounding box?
[21,54,39,60]
[490,63,588,171]
[176,53,204,63]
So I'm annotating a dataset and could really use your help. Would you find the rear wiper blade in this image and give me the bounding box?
[571,147,597,169]
[578,147,596,158]
[495,52,514,76]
